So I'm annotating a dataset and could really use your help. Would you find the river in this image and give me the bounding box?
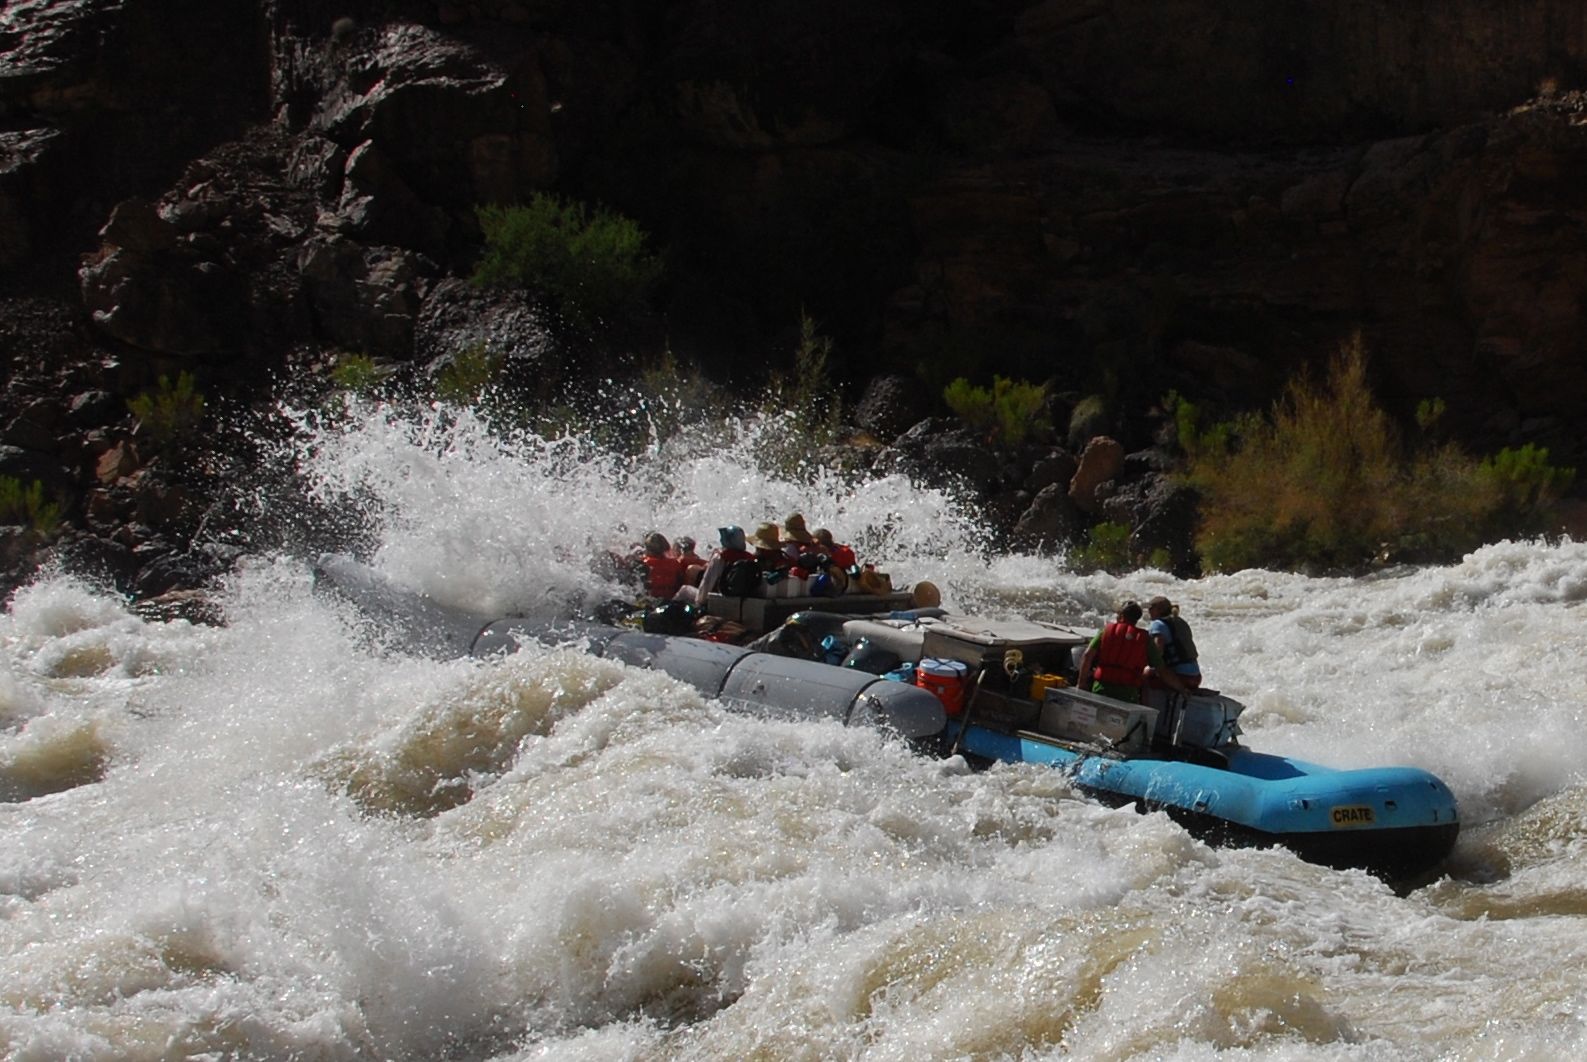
[3,400,1586,1060]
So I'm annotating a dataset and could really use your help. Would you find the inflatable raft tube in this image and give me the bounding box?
[474,620,946,738]
[955,722,1459,879]
[311,554,945,738]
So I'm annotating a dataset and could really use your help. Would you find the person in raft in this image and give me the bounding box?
[1145,595,1202,688]
[672,535,706,586]
[676,525,755,602]
[782,513,822,564]
[751,522,792,572]
[812,527,857,571]
[637,531,685,601]
[1075,600,1188,703]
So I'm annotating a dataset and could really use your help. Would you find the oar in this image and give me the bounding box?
[946,663,987,758]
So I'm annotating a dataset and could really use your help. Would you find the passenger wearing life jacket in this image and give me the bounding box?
[684,525,757,601]
[639,532,685,600]
[1145,595,1202,688]
[812,527,857,571]
[1075,600,1187,703]
[672,535,706,587]
[783,513,823,565]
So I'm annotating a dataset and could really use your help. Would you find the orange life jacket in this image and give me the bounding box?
[1093,621,1149,687]
[642,553,684,599]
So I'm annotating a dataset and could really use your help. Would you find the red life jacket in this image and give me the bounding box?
[828,544,857,569]
[642,553,684,599]
[1092,621,1149,687]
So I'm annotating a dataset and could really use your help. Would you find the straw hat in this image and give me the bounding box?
[752,522,783,551]
[784,512,815,544]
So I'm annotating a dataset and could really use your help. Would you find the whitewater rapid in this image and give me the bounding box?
[4,401,1587,1060]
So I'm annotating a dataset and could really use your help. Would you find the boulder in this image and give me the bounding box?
[298,236,431,357]
[1012,482,1087,553]
[853,374,935,443]
[1069,436,1125,515]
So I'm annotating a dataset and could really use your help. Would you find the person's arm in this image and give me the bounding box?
[1148,618,1169,656]
[697,553,726,596]
[1076,633,1101,687]
[1147,639,1188,692]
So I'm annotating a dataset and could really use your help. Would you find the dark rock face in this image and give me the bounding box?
[852,374,935,443]
[0,0,271,272]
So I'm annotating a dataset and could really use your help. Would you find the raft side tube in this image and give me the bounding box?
[851,679,950,738]
[600,631,751,699]
[722,653,890,724]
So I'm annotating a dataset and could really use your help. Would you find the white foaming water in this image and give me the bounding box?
[4,403,1587,1060]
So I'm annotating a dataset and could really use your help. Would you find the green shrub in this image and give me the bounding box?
[1067,394,1110,449]
[330,353,384,395]
[943,377,996,435]
[473,195,661,326]
[128,371,205,447]
[1071,521,1132,573]
[1478,443,1576,527]
[1415,397,1446,433]
[770,312,843,443]
[435,344,502,406]
[752,313,849,479]
[0,477,61,538]
[944,375,1049,446]
[1183,336,1577,572]
[1164,390,1231,459]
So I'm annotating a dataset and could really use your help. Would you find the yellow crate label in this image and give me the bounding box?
[1329,805,1376,828]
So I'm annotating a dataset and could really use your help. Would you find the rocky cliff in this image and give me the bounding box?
[3,0,1586,596]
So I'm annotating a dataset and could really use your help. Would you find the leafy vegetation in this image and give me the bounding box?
[943,375,1049,446]
[435,344,503,407]
[330,353,385,395]
[771,312,843,443]
[473,194,661,326]
[1070,521,1132,573]
[0,477,60,538]
[128,372,205,448]
[1179,337,1575,572]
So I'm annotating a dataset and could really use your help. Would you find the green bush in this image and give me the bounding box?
[944,375,1049,446]
[1183,336,1577,572]
[762,312,842,442]
[1478,443,1576,527]
[0,476,60,538]
[1070,521,1132,573]
[330,353,385,395]
[943,377,996,435]
[1067,394,1110,449]
[128,372,205,448]
[435,344,502,407]
[473,195,661,326]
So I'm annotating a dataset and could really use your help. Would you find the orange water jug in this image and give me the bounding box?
[916,657,970,715]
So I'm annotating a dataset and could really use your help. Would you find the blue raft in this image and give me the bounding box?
[950,715,1459,878]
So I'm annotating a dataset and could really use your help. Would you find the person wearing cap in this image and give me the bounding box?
[684,525,756,600]
[1075,600,1187,703]
[1146,595,1202,688]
